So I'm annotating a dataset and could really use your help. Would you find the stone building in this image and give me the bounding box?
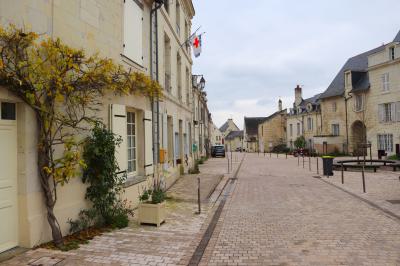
[244,117,265,152]
[210,122,223,146]
[258,100,287,152]
[219,118,240,138]
[286,86,322,151]
[225,130,244,151]
[316,30,400,156]
[0,0,199,251]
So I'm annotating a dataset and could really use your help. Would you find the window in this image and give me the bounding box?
[332,102,337,112]
[123,0,143,64]
[354,94,364,112]
[345,72,351,87]
[378,103,395,122]
[390,47,395,60]
[164,34,171,92]
[289,124,293,137]
[177,53,182,100]
[382,73,390,92]
[176,1,181,35]
[307,117,313,131]
[378,134,393,152]
[127,112,137,174]
[296,122,300,136]
[331,124,339,136]
[1,102,16,120]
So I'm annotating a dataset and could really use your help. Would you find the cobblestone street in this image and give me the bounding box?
[200,153,400,266]
[3,153,400,265]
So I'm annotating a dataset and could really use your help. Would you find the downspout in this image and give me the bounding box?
[150,1,163,176]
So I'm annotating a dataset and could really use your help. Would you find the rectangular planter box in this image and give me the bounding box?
[138,202,166,227]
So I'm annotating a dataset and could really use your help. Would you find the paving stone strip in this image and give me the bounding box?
[188,155,246,266]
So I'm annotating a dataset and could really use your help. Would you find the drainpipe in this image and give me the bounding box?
[344,93,353,154]
[150,1,164,176]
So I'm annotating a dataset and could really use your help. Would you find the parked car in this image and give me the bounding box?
[211,145,226,157]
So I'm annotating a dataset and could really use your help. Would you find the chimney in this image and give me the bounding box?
[278,99,282,111]
[295,85,302,107]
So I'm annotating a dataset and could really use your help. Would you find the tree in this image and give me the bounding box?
[0,25,161,247]
[294,136,306,149]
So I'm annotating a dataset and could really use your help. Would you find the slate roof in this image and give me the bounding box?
[300,93,321,107]
[244,117,266,136]
[225,130,243,141]
[261,109,287,123]
[394,30,400,42]
[219,119,239,132]
[319,45,385,99]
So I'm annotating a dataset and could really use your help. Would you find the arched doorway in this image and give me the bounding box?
[351,120,366,155]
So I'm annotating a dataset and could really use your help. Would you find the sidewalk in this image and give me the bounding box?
[3,154,244,266]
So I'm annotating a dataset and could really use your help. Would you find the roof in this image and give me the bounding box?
[260,109,287,124]
[319,45,385,99]
[394,30,400,42]
[219,119,239,132]
[244,117,266,136]
[300,93,321,107]
[225,130,243,140]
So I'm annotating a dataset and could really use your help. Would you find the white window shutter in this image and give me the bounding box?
[396,102,400,122]
[390,103,396,122]
[378,104,384,122]
[144,110,154,175]
[162,113,168,149]
[123,0,143,64]
[110,104,128,176]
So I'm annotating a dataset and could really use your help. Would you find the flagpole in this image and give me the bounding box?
[180,26,202,48]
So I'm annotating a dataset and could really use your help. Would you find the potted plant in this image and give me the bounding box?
[138,177,166,227]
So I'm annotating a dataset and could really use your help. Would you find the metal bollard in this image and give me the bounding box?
[197,177,201,214]
[309,155,311,171]
[362,165,366,193]
[286,153,287,159]
[227,157,230,174]
[298,155,299,166]
[341,162,344,184]
[277,153,278,158]
[316,157,319,174]
[270,152,271,158]
[303,155,305,168]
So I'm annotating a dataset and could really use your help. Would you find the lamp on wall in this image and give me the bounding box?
[192,74,206,90]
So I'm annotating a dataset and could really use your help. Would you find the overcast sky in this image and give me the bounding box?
[191,0,400,129]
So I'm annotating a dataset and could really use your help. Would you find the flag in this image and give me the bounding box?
[191,34,202,58]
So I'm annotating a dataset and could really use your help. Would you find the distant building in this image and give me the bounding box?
[244,117,266,152]
[258,100,287,152]
[219,118,240,138]
[225,130,244,151]
[286,86,322,151]
[210,122,223,146]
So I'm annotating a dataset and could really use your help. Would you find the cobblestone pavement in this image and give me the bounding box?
[3,154,244,266]
[200,153,400,266]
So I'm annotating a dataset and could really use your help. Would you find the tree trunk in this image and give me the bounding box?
[37,117,63,247]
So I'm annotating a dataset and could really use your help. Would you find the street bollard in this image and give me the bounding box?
[298,155,299,166]
[303,155,305,168]
[286,153,287,159]
[341,162,344,184]
[316,156,319,174]
[227,157,230,174]
[309,155,311,171]
[197,177,201,214]
[270,152,271,158]
[362,165,366,193]
[277,153,278,158]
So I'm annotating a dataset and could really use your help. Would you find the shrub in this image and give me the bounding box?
[388,154,400,160]
[272,144,290,153]
[70,123,134,232]
[294,136,306,149]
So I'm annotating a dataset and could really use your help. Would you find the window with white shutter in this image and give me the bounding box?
[123,0,143,65]
[127,112,137,174]
[382,73,390,92]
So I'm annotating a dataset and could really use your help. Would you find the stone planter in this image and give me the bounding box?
[138,201,166,227]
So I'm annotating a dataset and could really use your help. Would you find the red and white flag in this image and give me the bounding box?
[191,34,202,58]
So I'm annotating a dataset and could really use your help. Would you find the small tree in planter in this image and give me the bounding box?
[294,136,306,149]
[138,177,166,227]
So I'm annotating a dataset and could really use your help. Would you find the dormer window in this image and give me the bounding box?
[389,47,395,60]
